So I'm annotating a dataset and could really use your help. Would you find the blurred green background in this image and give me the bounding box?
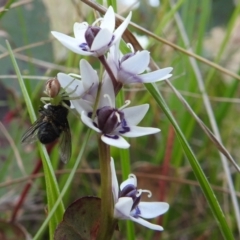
[0,0,240,239]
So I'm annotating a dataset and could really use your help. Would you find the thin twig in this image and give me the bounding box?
[3,74,240,103]
[0,39,52,60]
[0,0,32,13]
[1,168,240,197]
[0,75,50,80]
[10,160,42,222]
[0,44,78,73]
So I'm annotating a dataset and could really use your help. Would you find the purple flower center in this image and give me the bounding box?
[119,184,141,213]
[97,106,125,134]
[85,26,101,48]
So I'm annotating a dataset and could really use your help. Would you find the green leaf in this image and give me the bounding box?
[33,129,92,240]
[0,0,15,20]
[6,40,64,239]
[145,82,234,240]
[107,0,117,12]
[116,90,135,240]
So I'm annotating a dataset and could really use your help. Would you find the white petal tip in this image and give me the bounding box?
[101,135,130,148]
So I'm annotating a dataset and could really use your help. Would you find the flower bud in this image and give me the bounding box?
[45,77,61,98]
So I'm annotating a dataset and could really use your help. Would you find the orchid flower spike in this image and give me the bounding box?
[51,6,132,57]
[111,158,169,230]
[80,79,160,148]
[106,41,173,84]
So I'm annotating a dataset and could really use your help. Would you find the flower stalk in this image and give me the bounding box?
[98,55,122,95]
[97,136,116,240]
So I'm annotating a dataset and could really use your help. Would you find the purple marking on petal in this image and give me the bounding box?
[125,190,137,198]
[119,184,142,213]
[132,206,141,217]
[118,60,121,68]
[118,118,130,134]
[121,53,135,63]
[119,126,130,134]
[119,119,130,133]
[119,67,142,83]
[122,119,127,127]
[132,197,141,212]
[107,35,115,47]
[104,134,119,139]
[87,112,93,118]
[119,184,136,198]
[79,43,89,51]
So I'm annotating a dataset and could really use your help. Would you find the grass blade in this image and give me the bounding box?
[145,82,234,240]
[33,129,91,240]
[6,40,64,238]
[170,2,240,234]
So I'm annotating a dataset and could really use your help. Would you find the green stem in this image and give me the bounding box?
[0,0,15,19]
[97,137,116,240]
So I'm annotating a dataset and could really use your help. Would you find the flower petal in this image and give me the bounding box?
[72,99,92,115]
[98,77,115,108]
[73,22,88,40]
[104,62,118,81]
[104,46,119,80]
[57,73,74,86]
[139,67,173,83]
[81,112,101,132]
[101,135,130,148]
[100,6,115,32]
[57,73,84,97]
[110,40,121,65]
[51,31,93,56]
[121,51,150,74]
[122,104,149,125]
[113,11,132,44]
[91,28,113,54]
[110,158,119,204]
[129,216,164,231]
[118,70,142,84]
[80,59,99,90]
[120,176,137,191]
[121,126,160,137]
[114,197,133,219]
[138,202,169,219]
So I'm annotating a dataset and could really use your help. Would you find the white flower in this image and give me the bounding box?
[51,6,132,57]
[111,158,169,231]
[80,80,160,148]
[106,41,173,84]
[57,59,100,111]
